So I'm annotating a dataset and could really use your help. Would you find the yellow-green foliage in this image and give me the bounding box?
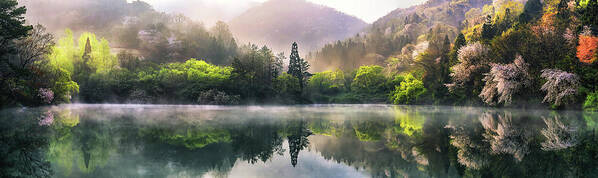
[48,29,77,74]
[51,67,79,103]
[579,0,591,8]
[140,59,233,87]
[390,73,426,105]
[78,32,117,73]
[493,0,524,21]
[352,65,387,94]
[352,120,387,141]
[308,69,345,94]
[47,109,114,175]
[48,29,118,75]
[393,107,425,136]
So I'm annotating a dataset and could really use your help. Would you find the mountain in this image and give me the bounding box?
[307,0,494,71]
[228,0,368,53]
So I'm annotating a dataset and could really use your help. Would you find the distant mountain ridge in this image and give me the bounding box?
[307,0,494,71]
[228,0,368,53]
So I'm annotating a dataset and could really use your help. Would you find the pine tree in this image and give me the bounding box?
[449,33,466,66]
[518,0,542,24]
[287,42,310,91]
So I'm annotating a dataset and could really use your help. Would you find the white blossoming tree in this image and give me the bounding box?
[479,55,532,106]
[447,42,491,93]
[540,69,580,107]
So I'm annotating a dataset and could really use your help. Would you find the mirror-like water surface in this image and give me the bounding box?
[2,104,598,177]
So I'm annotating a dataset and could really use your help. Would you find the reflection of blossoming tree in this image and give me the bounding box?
[541,115,578,151]
[479,112,531,162]
[446,122,489,169]
[38,110,54,126]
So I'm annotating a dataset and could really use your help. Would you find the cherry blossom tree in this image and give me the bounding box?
[540,69,579,107]
[447,42,491,92]
[479,55,532,105]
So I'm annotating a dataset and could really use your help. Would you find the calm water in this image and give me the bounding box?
[1,104,598,178]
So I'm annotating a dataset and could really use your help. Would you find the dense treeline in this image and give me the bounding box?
[2,0,598,110]
[308,0,598,110]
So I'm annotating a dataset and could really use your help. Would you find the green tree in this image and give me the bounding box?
[351,65,387,96]
[0,0,31,42]
[390,74,426,104]
[450,33,467,67]
[518,0,543,24]
[287,42,310,91]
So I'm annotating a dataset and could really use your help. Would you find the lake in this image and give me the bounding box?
[1,104,597,177]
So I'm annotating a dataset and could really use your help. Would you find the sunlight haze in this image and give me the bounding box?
[130,0,428,24]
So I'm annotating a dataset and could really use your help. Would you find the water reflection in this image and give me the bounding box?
[1,105,598,177]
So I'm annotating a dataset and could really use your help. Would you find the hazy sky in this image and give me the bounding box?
[131,0,428,25]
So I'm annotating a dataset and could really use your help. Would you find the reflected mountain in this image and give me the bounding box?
[2,105,598,177]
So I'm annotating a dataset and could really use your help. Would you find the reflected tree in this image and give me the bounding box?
[541,115,578,151]
[0,109,53,177]
[231,122,285,164]
[446,118,490,170]
[479,111,532,161]
[287,120,313,167]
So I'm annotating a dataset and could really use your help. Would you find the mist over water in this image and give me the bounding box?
[2,104,598,177]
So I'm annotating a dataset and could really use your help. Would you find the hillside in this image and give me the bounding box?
[308,0,493,71]
[228,0,368,53]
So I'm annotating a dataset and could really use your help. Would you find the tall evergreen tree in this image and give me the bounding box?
[287,42,310,91]
[0,0,31,42]
[449,33,466,66]
[518,0,543,24]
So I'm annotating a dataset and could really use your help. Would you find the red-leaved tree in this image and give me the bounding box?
[577,35,598,64]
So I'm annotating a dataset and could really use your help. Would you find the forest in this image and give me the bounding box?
[1,0,598,110]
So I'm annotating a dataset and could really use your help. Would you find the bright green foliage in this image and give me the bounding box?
[351,65,387,95]
[274,73,301,99]
[48,29,78,74]
[140,59,232,101]
[393,107,425,136]
[77,33,117,73]
[584,91,598,111]
[50,68,80,103]
[165,59,232,83]
[308,69,345,94]
[493,0,524,21]
[390,74,426,105]
[353,120,387,141]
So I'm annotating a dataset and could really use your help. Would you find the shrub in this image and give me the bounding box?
[390,74,426,104]
[197,89,240,105]
[584,91,598,111]
[37,88,54,104]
